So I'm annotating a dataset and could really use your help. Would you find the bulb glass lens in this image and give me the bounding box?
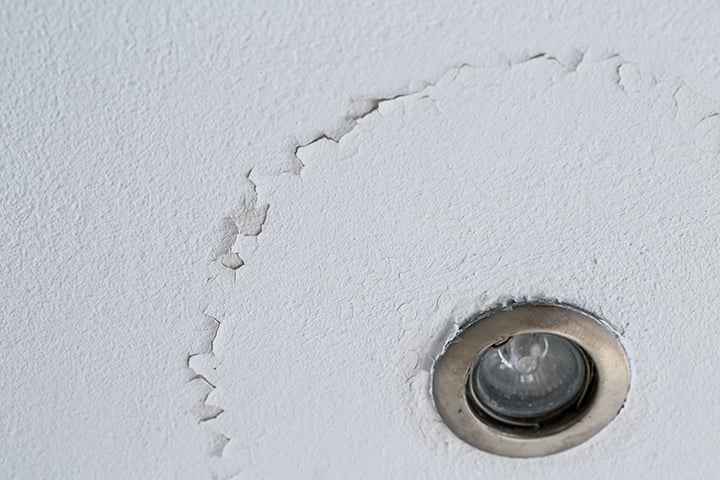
[471,333,588,422]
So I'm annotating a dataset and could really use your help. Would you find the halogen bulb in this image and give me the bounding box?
[498,333,549,374]
[470,333,589,423]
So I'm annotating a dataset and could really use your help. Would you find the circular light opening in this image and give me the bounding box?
[469,333,593,427]
[431,302,630,457]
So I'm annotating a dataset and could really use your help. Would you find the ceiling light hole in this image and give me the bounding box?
[432,301,629,457]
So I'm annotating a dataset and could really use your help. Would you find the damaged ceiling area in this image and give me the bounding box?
[203,53,720,479]
[2,1,720,479]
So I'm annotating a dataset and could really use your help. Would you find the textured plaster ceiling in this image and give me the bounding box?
[2,1,720,478]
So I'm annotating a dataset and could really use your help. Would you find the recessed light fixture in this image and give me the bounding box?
[432,301,629,457]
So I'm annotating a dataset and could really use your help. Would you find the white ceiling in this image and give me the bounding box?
[2,1,720,478]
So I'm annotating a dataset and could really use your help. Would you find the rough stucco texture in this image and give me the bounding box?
[2,1,720,479]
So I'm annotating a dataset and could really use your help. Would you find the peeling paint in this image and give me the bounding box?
[9,1,720,478]
[189,170,278,468]
[202,53,720,478]
[208,433,230,458]
[233,204,269,237]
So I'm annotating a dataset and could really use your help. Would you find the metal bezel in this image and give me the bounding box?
[431,301,630,457]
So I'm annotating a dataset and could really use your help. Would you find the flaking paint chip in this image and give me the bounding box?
[218,252,244,270]
[233,204,269,236]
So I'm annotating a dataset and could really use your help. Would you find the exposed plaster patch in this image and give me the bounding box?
[217,252,244,270]
[211,175,269,272]
[208,433,230,458]
[192,401,224,423]
[233,203,269,236]
[345,98,382,121]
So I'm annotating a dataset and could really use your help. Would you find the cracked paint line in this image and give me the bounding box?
[194,51,720,479]
[187,172,276,472]
[292,49,626,160]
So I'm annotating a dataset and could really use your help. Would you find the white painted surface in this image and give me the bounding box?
[2,1,720,479]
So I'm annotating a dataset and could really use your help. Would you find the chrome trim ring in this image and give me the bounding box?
[431,301,630,457]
